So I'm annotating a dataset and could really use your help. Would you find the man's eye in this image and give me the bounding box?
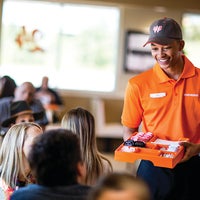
[164,46,171,50]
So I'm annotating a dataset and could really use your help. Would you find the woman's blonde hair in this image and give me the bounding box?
[0,122,42,189]
[61,107,113,185]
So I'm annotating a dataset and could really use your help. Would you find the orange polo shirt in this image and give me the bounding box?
[121,55,200,143]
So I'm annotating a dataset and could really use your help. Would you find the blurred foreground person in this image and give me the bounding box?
[87,172,150,200]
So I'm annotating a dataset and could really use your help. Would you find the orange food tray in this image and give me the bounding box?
[114,133,188,168]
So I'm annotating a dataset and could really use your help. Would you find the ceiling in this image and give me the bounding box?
[87,0,200,12]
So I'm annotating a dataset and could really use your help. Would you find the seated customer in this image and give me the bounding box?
[35,76,63,106]
[0,122,43,199]
[1,100,44,128]
[87,172,150,200]
[35,76,63,123]
[11,128,91,200]
[0,81,49,135]
[0,100,44,147]
[61,107,113,185]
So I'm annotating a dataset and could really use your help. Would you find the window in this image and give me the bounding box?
[1,0,120,91]
[182,13,200,68]
[123,30,154,73]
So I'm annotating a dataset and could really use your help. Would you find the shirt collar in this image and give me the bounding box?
[153,55,196,83]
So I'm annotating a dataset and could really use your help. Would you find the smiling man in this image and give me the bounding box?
[121,17,200,200]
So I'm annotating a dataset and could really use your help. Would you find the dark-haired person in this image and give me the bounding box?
[121,17,200,200]
[11,129,91,200]
[0,75,17,98]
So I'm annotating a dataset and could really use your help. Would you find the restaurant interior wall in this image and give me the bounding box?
[0,0,200,144]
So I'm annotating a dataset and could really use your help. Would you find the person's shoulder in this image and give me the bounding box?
[0,97,13,104]
[32,98,43,104]
[69,184,91,192]
[60,184,91,195]
[194,66,200,73]
[35,87,41,92]
[30,99,45,109]
[47,87,56,93]
[193,66,200,79]
[10,184,41,200]
[184,55,200,76]
[29,99,46,114]
[63,184,91,200]
[0,97,13,107]
[11,184,91,200]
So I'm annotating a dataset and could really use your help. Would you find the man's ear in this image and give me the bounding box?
[76,161,86,184]
[179,40,185,51]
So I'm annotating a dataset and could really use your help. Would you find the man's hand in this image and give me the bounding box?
[179,141,200,162]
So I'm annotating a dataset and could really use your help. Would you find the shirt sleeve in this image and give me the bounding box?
[121,80,143,128]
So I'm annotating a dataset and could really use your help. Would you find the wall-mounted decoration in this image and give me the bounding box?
[124,30,155,73]
[15,26,45,53]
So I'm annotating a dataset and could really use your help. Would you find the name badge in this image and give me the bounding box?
[150,92,166,98]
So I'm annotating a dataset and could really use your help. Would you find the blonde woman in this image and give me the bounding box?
[0,122,43,199]
[61,107,113,185]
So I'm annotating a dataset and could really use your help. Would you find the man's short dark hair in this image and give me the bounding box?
[28,128,82,186]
